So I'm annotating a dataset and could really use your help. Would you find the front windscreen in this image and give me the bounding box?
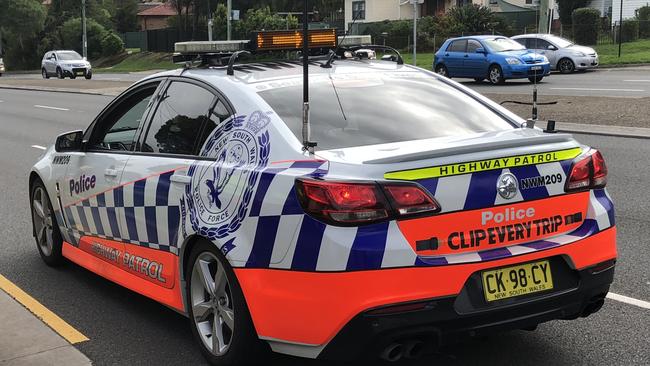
[547,35,573,48]
[58,51,83,60]
[483,37,526,52]
[257,71,515,150]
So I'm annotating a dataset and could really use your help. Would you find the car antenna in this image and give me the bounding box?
[321,10,362,68]
[302,0,317,155]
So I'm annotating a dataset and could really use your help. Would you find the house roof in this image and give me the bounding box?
[137,3,178,17]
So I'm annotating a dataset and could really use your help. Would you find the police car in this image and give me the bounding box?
[29,29,616,364]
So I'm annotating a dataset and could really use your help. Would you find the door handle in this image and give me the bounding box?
[104,168,118,177]
[464,54,469,57]
[170,174,191,185]
[445,53,449,56]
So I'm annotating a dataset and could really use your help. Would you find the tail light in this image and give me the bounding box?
[565,149,607,192]
[295,179,440,226]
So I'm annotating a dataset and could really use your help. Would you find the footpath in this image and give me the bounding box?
[0,276,91,365]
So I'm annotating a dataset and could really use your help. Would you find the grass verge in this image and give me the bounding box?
[96,51,177,73]
[595,39,650,65]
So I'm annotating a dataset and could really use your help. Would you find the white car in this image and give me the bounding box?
[41,50,92,79]
[29,33,616,365]
[0,57,5,76]
[512,34,599,73]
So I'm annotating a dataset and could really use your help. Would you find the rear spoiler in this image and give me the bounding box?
[363,132,576,165]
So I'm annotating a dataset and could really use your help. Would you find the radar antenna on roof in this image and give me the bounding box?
[301,0,317,155]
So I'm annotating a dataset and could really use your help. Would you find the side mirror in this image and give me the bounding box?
[476,47,486,54]
[55,130,84,152]
[547,45,557,51]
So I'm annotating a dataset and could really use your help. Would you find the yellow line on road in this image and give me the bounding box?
[0,273,89,344]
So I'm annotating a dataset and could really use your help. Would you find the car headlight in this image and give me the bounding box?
[506,57,522,65]
[572,51,586,57]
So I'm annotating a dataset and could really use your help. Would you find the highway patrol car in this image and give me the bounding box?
[29,30,616,364]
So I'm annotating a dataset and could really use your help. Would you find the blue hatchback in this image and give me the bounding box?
[434,36,551,85]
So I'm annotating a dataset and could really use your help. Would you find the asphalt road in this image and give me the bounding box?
[3,66,650,97]
[464,67,650,98]
[0,89,648,365]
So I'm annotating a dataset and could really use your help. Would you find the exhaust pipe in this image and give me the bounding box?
[380,343,404,362]
[403,340,425,359]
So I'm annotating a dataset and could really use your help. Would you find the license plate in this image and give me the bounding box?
[76,71,84,75]
[481,260,553,302]
[530,66,543,71]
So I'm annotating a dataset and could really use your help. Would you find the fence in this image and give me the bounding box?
[553,20,650,45]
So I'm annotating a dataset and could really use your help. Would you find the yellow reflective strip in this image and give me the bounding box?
[0,273,89,344]
[384,147,582,180]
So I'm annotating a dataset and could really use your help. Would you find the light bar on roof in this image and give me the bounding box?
[253,29,337,51]
[174,40,249,53]
[338,35,372,46]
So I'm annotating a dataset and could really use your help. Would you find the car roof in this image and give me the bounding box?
[447,35,507,41]
[512,34,553,39]
[142,59,423,87]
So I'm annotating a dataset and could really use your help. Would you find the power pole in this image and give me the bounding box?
[207,0,213,41]
[412,0,417,66]
[227,0,232,40]
[618,0,623,57]
[82,0,88,59]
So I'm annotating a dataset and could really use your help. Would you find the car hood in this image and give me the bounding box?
[499,50,546,62]
[566,45,596,54]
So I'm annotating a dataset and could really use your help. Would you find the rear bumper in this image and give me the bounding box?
[319,259,614,360]
[235,227,616,359]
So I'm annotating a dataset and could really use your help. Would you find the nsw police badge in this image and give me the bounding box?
[185,111,271,240]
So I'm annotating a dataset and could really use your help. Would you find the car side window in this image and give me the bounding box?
[447,40,467,53]
[467,40,482,53]
[514,38,527,47]
[530,39,552,50]
[195,99,234,154]
[87,85,158,151]
[141,81,215,156]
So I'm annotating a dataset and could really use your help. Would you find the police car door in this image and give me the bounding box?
[60,81,161,258]
[117,79,230,287]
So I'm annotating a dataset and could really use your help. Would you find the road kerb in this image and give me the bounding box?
[0,274,89,344]
[537,121,650,139]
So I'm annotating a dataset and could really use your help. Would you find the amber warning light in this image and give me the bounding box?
[254,29,337,51]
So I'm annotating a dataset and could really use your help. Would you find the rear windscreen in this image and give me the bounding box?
[257,71,515,150]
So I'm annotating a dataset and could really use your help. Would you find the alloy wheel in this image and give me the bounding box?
[32,186,54,257]
[559,59,574,73]
[190,252,235,356]
[489,66,502,84]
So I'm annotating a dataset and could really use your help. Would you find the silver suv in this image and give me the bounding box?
[41,50,92,79]
[0,57,5,76]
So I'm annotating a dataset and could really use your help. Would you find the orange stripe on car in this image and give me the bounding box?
[398,192,590,256]
[62,241,184,312]
[235,226,616,346]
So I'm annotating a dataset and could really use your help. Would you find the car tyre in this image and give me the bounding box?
[474,77,484,83]
[70,73,76,79]
[528,75,544,83]
[85,70,92,80]
[186,239,268,366]
[56,67,64,79]
[488,64,505,85]
[558,58,575,74]
[42,68,50,79]
[30,179,64,266]
[435,64,449,78]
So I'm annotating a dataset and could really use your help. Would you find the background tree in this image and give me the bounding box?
[556,0,589,26]
[113,0,139,33]
[572,8,600,45]
[0,0,46,68]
